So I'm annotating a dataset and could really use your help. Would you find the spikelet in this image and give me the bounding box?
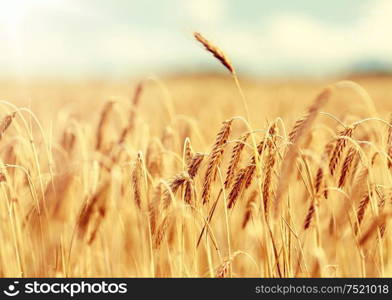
[224,133,249,189]
[119,82,143,144]
[161,126,174,149]
[202,119,233,204]
[77,182,109,238]
[0,112,16,141]
[349,151,361,185]
[215,251,241,278]
[163,171,191,208]
[375,186,388,237]
[376,186,386,210]
[194,32,235,74]
[314,168,324,195]
[262,153,276,217]
[184,153,205,204]
[314,141,334,194]
[244,139,266,189]
[149,183,162,235]
[338,147,357,188]
[262,125,277,217]
[131,152,144,209]
[304,195,322,230]
[184,182,193,205]
[276,88,331,210]
[88,203,106,245]
[187,152,205,178]
[226,139,265,210]
[184,137,194,167]
[60,128,76,154]
[145,140,163,177]
[359,213,388,246]
[387,113,392,169]
[351,166,369,200]
[154,214,170,249]
[0,173,5,183]
[356,191,371,231]
[288,88,331,144]
[77,195,99,237]
[304,202,316,230]
[96,101,114,151]
[329,126,354,176]
[242,190,258,229]
[227,167,247,209]
[131,81,143,108]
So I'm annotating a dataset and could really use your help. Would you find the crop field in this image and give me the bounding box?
[1,34,392,278]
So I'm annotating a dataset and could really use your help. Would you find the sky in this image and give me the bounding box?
[0,0,391,79]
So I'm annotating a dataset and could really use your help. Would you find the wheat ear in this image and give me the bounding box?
[224,133,249,189]
[202,119,233,205]
[329,126,354,176]
[131,152,144,209]
[387,113,392,169]
[96,101,114,151]
[242,190,258,229]
[338,147,357,188]
[0,112,16,141]
[194,32,235,74]
[276,88,331,210]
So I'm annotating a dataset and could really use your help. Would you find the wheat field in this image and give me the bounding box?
[1,34,392,278]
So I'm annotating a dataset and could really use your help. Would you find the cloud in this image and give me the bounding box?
[356,0,392,56]
[183,0,226,25]
[216,0,392,75]
[0,0,391,78]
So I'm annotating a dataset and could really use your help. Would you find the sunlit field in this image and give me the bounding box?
[1,58,392,277]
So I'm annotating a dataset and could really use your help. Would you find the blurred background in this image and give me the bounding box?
[0,0,392,81]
